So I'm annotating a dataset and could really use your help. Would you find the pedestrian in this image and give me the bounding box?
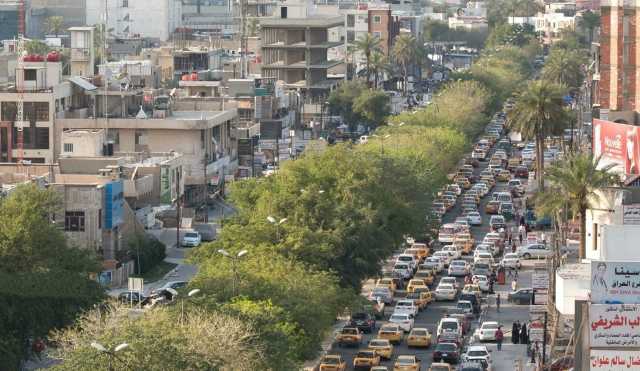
[489,279,495,294]
[518,232,523,246]
[508,233,513,248]
[512,243,517,253]
[520,322,529,344]
[518,224,526,243]
[496,326,504,350]
[512,321,520,344]
[532,341,539,364]
[541,232,546,245]
[519,214,525,226]
[511,278,518,291]
[496,294,501,312]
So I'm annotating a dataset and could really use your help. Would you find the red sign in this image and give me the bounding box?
[593,119,640,175]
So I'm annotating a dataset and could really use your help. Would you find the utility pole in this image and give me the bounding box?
[203,153,209,222]
[239,0,248,78]
[175,168,181,249]
[542,311,548,367]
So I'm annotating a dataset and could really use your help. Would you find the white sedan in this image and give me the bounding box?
[442,245,461,260]
[517,243,553,259]
[471,275,490,292]
[448,260,471,277]
[474,252,494,265]
[435,283,457,301]
[478,321,500,341]
[466,211,483,226]
[422,257,444,273]
[433,251,453,267]
[500,253,522,269]
[389,312,415,332]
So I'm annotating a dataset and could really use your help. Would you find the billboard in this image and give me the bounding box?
[591,350,640,370]
[590,304,640,347]
[623,204,640,225]
[592,261,640,304]
[593,119,640,175]
[104,181,124,230]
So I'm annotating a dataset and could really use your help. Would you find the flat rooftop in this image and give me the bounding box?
[260,16,344,28]
[51,174,114,186]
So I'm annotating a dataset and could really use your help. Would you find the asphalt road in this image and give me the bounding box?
[329,131,535,370]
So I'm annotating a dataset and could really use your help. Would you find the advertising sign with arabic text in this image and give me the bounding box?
[593,119,640,175]
[591,261,640,304]
[591,350,640,370]
[590,304,640,347]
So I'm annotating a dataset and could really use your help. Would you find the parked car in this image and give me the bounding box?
[369,287,394,305]
[478,321,500,341]
[118,291,147,304]
[181,231,202,247]
[508,288,534,304]
[517,243,552,259]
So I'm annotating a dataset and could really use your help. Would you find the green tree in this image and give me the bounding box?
[44,16,65,37]
[369,51,389,89]
[25,40,50,56]
[486,23,536,48]
[353,89,390,128]
[354,34,381,86]
[49,304,265,370]
[393,34,416,96]
[117,234,166,275]
[507,80,570,189]
[0,184,103,369]
[542,48,586,89]
[327,80,366,129]
[536,153,619,260]
[423,20,488,49]
[486,0,540,26]
[579,10,600,44]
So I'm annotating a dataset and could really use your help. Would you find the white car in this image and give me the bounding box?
[478,321,500,341]
[500,253,522,268]
[437,317,462,338]
[466,211,482,225]
[517,243,553,259]
[522,149,536,160]
[435,283,457,301]
[472,149,487,160]
[396,254,418,271]
[455,217,471,228]
[181,231,202,247]
[422,257,444,273]
[389,312,414,332]
[433,251,453,267]
[471,275,490,292]
[474,253,495,265]
[448,260,470,276]
[394,299,419,316]
[463,345,492,363]
[442,245,461,260]
[439,276,459,289]
[475,244,495,257]
[393,263,412,279]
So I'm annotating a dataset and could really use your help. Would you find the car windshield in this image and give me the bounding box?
[442,278,455,283]
[436,343,457,351]
[185,232,199,238]
[505,254,518,259]
[398,256,413,262]
[457,302,471,308]
[468,350,488,356]
[342,328,358,334]
[427,258,439,263]
[439,284,454,290]
[391,314,408,321]
[412,329,427,336]
[322,357,340,365]
[442,322,458,330]
[369,340,388,347]
[395,264,408,270]
[356,351,375,358]
[397,357,416,365]
[483,323,499,329]
[451,261,466,266]
[475,263,489,269]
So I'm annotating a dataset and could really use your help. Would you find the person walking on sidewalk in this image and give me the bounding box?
[496,326,504,350]
[511,321,520,344]
[496,294,501,312]
[512,278,518,291]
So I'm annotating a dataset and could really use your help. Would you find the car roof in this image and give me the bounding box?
[482,321,499,325]
[468,345,489,351]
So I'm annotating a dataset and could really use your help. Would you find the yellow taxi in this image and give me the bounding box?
[353,350,381,369]
[411,243,430,260]
[378,324,403,344]
[406,327,432,348]
[393,355,422,371]
[454,176,471,190]
[413,269,435,285]
[406,292,428,310]
[406,279,428,293]
[453,234,474,255]
[462,284,482,296]
[496,169,512,182]
[429,363,453,371]
[319,354,347,371]
[414,288,433,304]
[335,327,362,347]
[368,338,394,360]
[404,247,428,262]
[376,278,396,293]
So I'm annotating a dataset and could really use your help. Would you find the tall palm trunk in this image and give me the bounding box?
[374,70,379,89]
[579,208,587,260]
[402,64,408,97]
[536,134,545,190]
[365,53,371,87]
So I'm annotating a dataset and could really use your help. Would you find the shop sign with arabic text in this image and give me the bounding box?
[590,304,640,347]
[591,350,640,370]
[591,261,640,304]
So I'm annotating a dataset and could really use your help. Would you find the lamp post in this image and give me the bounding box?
[90,342,129,371]
[267,215,287,240]
[372,134,391,155]
[387,122,405,151]
[180,288,201,327]
[217,249,248,297]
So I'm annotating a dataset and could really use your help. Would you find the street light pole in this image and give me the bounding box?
[90,342,129,371]
[267,216,287,240]
[180,288,201,326]
[218,249,248,297]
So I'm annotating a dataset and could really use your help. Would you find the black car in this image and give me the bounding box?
[508,288,534,304]
[433,342,460,364]
[118,291,147,304]
[349,312,376,333]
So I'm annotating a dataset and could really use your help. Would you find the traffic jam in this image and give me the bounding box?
[319,106,552,371]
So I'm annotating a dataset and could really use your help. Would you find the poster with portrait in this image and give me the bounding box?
[590,304,640,347]
[593,119,640,175]
[591,261,640,304]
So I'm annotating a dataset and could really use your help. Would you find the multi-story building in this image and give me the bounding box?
[0,61,72,163]
[0,1,20,41]
[69,27,95,78]
[27,0,87,38]
[86,0,182,41]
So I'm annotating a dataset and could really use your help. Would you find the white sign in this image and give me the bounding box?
[591,261,640,304]
[590,304,640,347]
[623,204,640,225]
[532,272,550,290]
[534,289,548,305]
[591,350,640,370]
[128,277,144,292]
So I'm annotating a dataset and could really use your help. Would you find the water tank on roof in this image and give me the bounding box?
[46,51,61,62]
[190,72,198,81]
[210,70,223,81]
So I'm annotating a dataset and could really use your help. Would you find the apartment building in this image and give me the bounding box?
[0,1,19,41]
[0,61,72,163]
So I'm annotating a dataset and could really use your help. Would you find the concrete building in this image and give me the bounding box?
[0,61,72,163]
[69,27,95,78]
[86,0,182,41]
[260,0,344,96]
[0,1,20,41]
[448,15,488,31]
[508,12,576,43]
[27,0,87,39]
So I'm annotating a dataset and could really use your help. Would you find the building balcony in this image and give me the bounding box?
[262,60,343,70]
[262,41,343,49]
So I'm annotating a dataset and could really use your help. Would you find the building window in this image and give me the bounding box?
[373,15,381,24]
[592,223,598,251]
[98,209,102,229]
[347,14,355,27]
[122,0,128,7]
[65,211,85,232]
[347,30,355,43]
[373,31,382,38]
[64,143,74,153]
[1,102,17,121]
[35,127,49,149]
[24,69,37,81]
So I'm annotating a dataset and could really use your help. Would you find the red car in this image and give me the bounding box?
[514,166,529,178]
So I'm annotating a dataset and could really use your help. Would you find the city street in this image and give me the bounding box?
[328,132,539,370]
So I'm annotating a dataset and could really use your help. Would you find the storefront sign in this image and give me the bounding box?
[590,304,640,347]
[591,350,640,370]
[593,119,640,175]
[623,204,640,225]
[533,272,550,290]
[591,261,640,304]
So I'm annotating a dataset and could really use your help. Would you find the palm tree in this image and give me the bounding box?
[542,48,586,90]
[369,51,389,89]
[393,34,416,97]
[354,34,381,86]
[44,16,65,37]
[537,153,619,260]
[507,80,569,190]
[580,10,600,45]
